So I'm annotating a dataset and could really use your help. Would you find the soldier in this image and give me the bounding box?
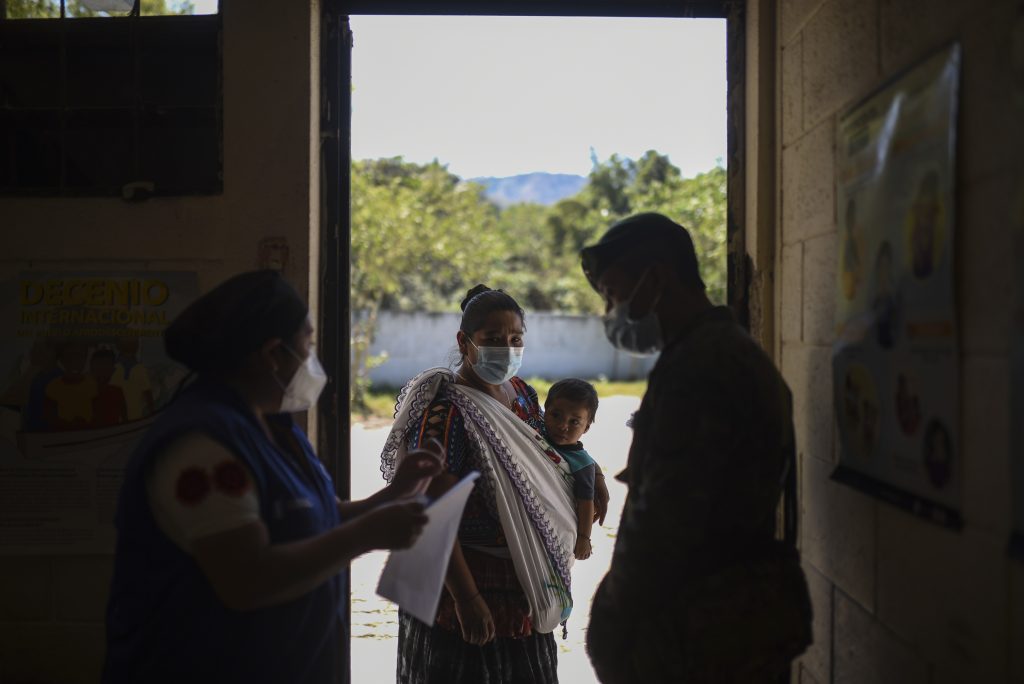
[581,213,812,683]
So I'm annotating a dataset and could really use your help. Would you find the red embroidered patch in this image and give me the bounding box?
[544,448,562,465]
[175,467,210,505]
[214,460,251,497]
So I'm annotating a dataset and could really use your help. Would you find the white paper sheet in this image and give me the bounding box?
[376,471,480,625]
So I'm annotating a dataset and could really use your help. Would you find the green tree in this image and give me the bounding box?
[630,164,728,304]
[349,152,726,404]
[5,0,196,17]
[349,157,502,410]
[633,149,682,195]
[583,153,634,216]
[496,151,727,312]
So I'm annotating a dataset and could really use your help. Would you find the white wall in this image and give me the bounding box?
[366,311,657,388]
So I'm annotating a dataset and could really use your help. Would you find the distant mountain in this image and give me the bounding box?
[470,172,587,207]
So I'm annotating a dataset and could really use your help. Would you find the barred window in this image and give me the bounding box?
[0,1,221,197]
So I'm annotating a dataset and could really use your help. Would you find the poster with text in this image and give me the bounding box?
[832,45,961,527]
[0,272,198,554]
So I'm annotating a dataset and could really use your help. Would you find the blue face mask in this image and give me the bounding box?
[603,270,663,356]
[467,339,524,385]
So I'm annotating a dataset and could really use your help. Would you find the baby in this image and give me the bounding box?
[543,379,599,560]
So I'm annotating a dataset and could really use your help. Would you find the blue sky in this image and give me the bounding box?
[350,16,726,180]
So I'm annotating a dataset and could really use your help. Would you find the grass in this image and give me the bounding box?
[353,377,647,422]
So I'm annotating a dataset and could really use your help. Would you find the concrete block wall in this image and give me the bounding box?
[775,0,1024,681]
[0,2,320,680]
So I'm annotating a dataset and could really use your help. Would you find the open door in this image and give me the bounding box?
[320,3,751,682]
[318,4,353,680]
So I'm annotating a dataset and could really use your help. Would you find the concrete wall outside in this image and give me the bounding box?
[772,0,1024,682]
[0,1,321,680]
[365,311,658,388]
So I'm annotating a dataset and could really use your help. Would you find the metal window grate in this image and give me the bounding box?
[0,4,222,197]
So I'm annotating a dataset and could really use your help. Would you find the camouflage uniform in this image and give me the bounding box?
[587,306,812,683]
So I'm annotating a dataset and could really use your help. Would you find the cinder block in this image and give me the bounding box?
[834,589,929,684]
[0,623,105,683]
[961,1,1023,183]
[800,452,875,610]
[960,175,1015,355]
[802,231,838,346]
[799,561,833,684]
[781,0,827,45]
[802,0,880,128]
[781,343,835,465]
[782,35,804,147]
[961,356,1011,534]
[781,118,835,245]
[781,242,804,343]
[799,662,823,684]
[53,556,114,622]
[0,556,51,621]
[880,0,973,75]
[876,506,1009,682]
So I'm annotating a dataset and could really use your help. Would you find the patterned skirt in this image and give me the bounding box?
[396,611,558,684]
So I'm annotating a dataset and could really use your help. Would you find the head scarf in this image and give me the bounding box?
[165,270,308,376]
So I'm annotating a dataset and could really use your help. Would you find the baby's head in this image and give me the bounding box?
[544,379,598,446]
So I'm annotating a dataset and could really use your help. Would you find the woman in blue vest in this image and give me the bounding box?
[103,270,439,684]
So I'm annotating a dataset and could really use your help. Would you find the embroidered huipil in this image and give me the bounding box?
[407,376,544,638]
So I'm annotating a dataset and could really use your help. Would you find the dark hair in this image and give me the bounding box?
[165,270,307,376]
[91,348,116,363]
[545,378,599,423]
[459,284,526,336]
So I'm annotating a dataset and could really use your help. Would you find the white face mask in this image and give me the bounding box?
[275,345,328,413]
[602,269,664,356]
[467,339,524,385]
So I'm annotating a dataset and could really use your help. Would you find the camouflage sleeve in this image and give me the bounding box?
[594,368,741,622]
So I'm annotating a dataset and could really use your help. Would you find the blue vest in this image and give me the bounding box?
[103,380,344,684]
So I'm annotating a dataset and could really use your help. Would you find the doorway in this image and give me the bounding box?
[319,3,741,682]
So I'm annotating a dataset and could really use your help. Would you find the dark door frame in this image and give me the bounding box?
[317,2,747,679]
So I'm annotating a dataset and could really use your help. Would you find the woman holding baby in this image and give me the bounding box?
[381,285,609,684]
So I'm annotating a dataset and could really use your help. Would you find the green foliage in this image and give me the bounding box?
[349,151,726,407]
[350,157,503,410]
[5,0,60,16]
[484,151,723,316]
[629,164,728,304]
[6,0,196,17]
[351,157,502,315]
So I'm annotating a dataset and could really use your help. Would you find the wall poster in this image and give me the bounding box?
[832,45,962,528]
[0,272,198,554]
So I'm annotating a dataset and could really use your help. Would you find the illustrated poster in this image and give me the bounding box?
[0,272,198,554]
[832,45,962,527]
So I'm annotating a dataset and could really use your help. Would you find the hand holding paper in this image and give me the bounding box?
[388,437,445,500]
[377,471,480,625]
[360,500,429,551]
